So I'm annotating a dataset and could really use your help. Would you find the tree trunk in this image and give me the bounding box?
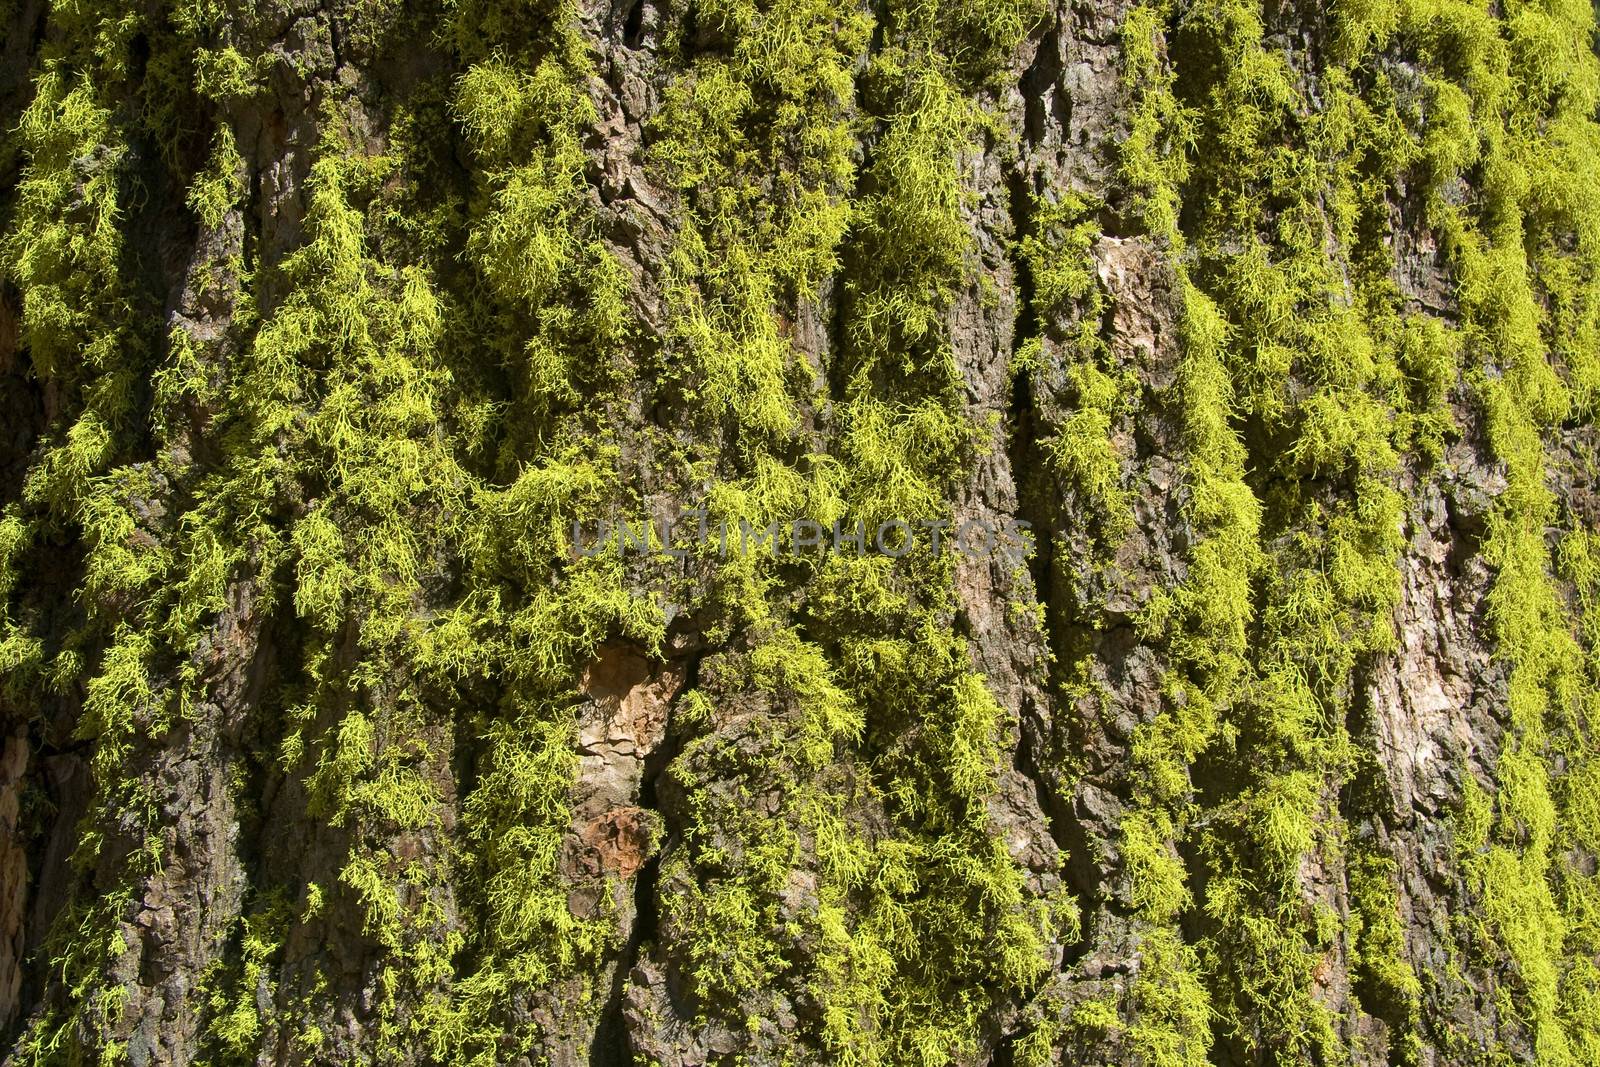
[2,0,1598,1063]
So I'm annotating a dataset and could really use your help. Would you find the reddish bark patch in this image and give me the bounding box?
[575,806,653,878]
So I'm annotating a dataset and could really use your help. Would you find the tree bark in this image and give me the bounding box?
[1,0,1598,1064]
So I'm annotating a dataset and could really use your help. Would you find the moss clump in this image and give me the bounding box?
[634,0,1068,1056]
[1104,0,1588,1060]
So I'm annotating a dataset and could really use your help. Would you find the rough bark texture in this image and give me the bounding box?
[2,0,1599,1064]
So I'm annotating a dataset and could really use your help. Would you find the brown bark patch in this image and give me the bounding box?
[578,643,684,758]
[575,806,653,879]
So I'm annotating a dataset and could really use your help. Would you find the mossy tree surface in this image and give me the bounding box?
[0,0,1597,1064]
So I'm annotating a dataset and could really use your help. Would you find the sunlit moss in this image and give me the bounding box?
[4,0,1599,1061]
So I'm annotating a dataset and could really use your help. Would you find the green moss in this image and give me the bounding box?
[1127,927,1211,1067]
[3,0,1597,1060]
[1394,0,1600,1058]
[623,0,1067,1057]
[201,895,292,1063]
[1105,0,1500,1058]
